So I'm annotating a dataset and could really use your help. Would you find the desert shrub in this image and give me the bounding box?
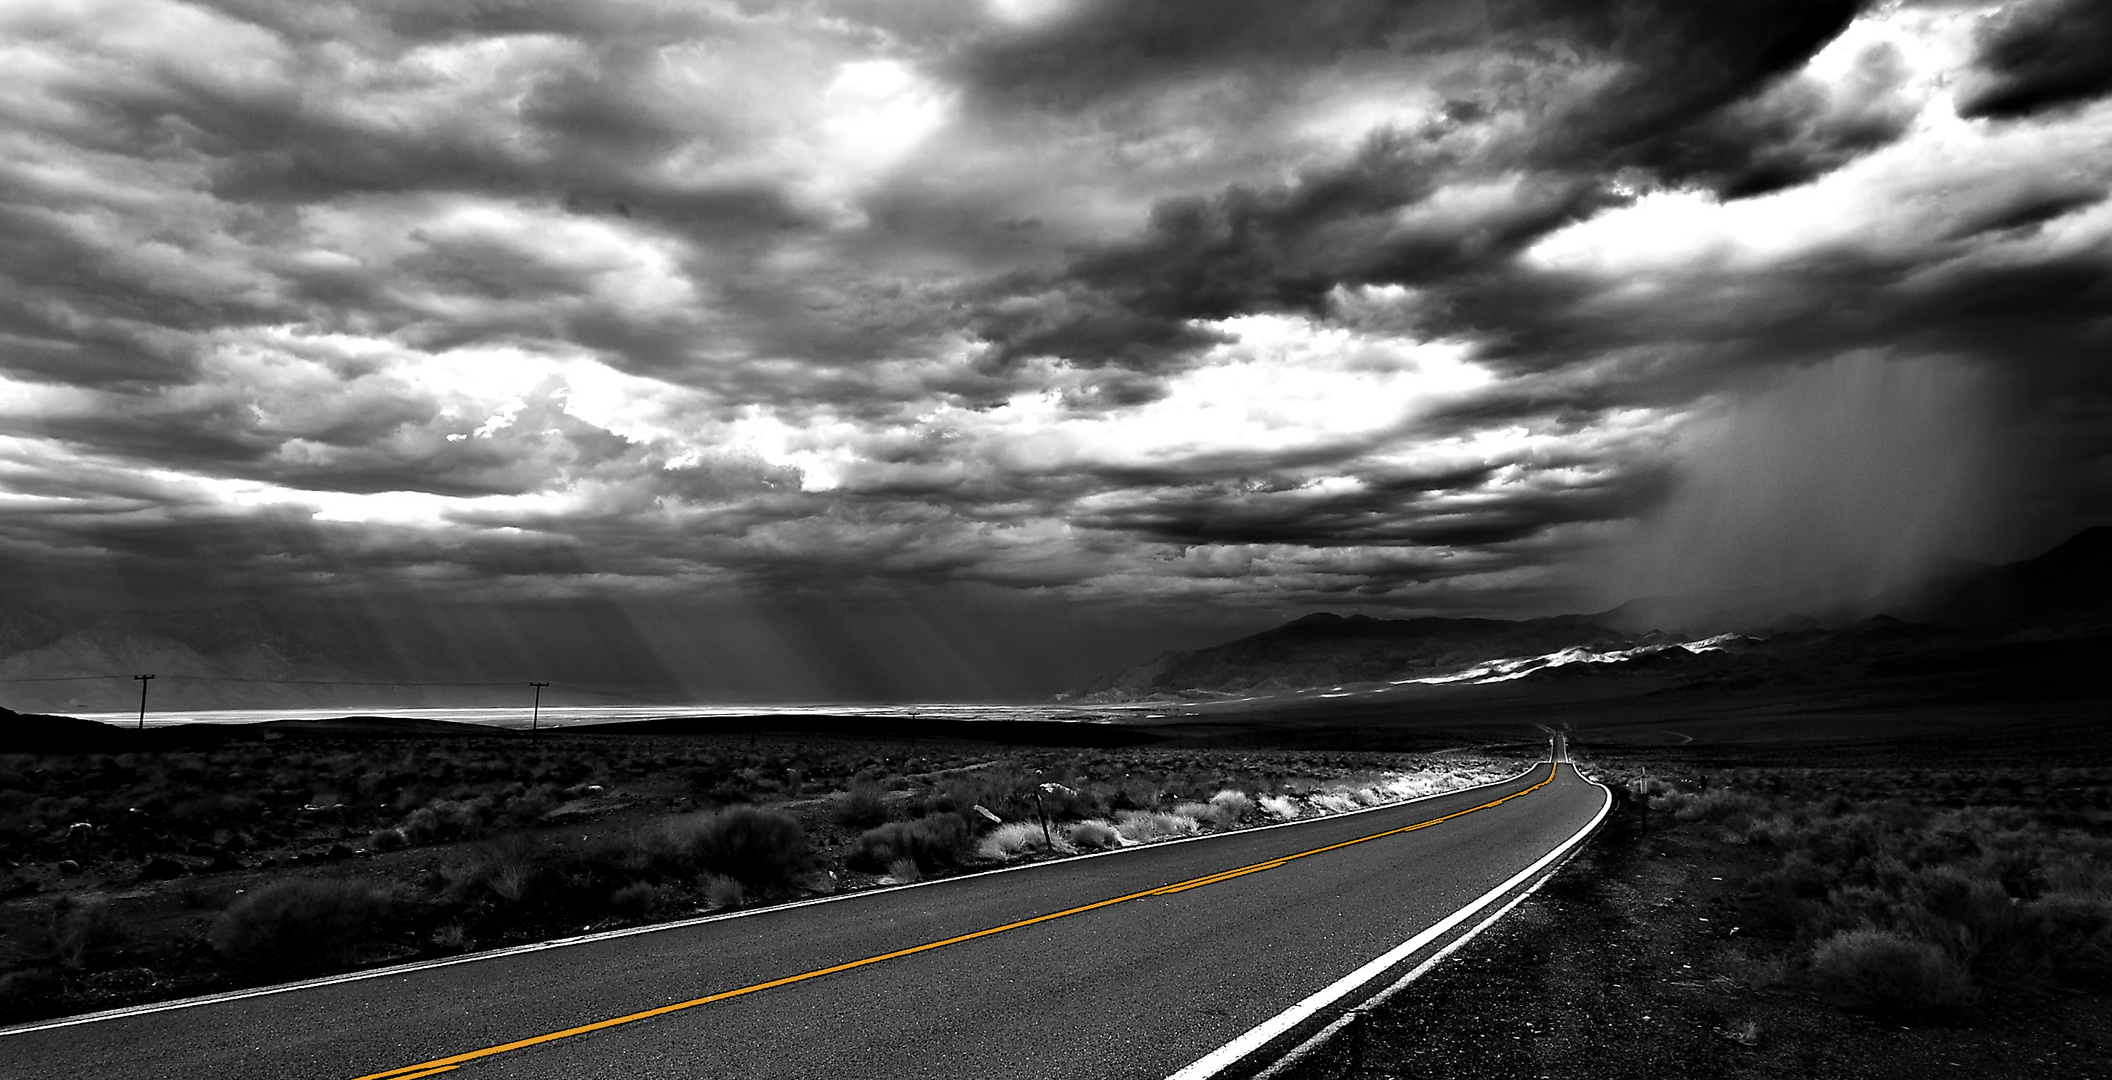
[609,881,665,919]
[448,835,545,905]
[1661,789,1767,824]
[976,821,1062,861]
[1114,810,1201,843]
[500,785,560,826]
[2039,852,2112,896]
[886,857,922,883]
[691,775,752,807]
[1309,792,1362,815]
[655,807,810,893]
[368,827,408,852]
[1259,794,1302,821]
[1107,777,1161,812]
[2018,893,2112,980]
[851,815,972,874]
[429,921,472,953]
[400,796,497,845]
[1065,820,1122,850]
[1028,780,1103,821]
[1709,769,2112,1012]
[168,793,261,829]
[1809,929,1974,1015]
[700,873,745,910]
[831,784,892,830]
[1732,813,1799,847]
[928,769,1034,822]
[1894,865,2019,969]
[209,879,393,972]
[45,897,124,970]
[577,829,655,877]
[1205,789,1255,827]
[1170,802,1213,826]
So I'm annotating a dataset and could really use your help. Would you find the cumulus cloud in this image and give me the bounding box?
[0,0,2107,693]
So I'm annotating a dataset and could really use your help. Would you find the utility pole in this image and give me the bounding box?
[529,682,549,734]
[133,674,155,730]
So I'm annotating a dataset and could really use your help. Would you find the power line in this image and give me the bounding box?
[0,672,665,703]
[0,672,667,705]
[0,673,531,688]
[151,675,529,687]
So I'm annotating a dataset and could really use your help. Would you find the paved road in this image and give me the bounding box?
[3,740,1608,1080]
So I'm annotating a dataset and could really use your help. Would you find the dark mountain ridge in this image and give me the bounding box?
[1900,526,2112,627]
[1064,528,2112,703]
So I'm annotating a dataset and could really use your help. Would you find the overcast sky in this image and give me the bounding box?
[1,0,2108,694]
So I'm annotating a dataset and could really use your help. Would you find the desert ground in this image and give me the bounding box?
[3,651,2107,1077]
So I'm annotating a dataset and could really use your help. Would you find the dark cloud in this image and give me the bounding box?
[1526,0,1866,167]
[1956,0,2112,119]
[966,0,1869,372]
[1,0,2105,688]
[946,0,1486,115]
[968,149,1605,370]
[1616,45,1915,198]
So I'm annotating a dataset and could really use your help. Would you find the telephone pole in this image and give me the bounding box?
[133,674,155,730]
[529,682,549,734]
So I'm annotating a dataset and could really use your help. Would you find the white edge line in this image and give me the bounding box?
[1167,760,1612,1080]
[0,752,1556,1038]
[1251,884,1542,1080]
[1251,800,1596,1077]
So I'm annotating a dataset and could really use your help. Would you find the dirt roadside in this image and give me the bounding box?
[1273,779,2112,1080]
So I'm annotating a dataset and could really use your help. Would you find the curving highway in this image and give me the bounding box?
[2,737,1608,1079]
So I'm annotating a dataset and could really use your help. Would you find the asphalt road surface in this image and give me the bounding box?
[3,739,1608,1080]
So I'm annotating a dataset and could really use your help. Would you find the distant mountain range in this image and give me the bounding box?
[1060,528,2112,704]
[4,529,2103,714]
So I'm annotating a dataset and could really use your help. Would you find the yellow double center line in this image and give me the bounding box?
[353,763,1561,1080]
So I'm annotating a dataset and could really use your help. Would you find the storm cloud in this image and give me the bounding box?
[1,0,2108,693]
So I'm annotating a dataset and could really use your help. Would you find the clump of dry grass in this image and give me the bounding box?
[1308,791,1362,814]
[1259,794,1303,821]
[1065,820,1122,850]
[700,873,745,910]
[976,821,1068,860]
[1204,789,1255,826]
[1114,810,1201,843]
[429,922,472,953]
